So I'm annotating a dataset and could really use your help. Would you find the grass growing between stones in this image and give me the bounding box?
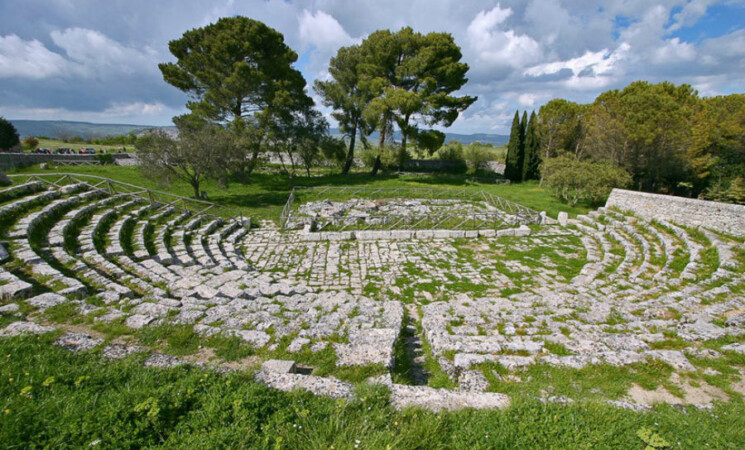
[2,336,745,448]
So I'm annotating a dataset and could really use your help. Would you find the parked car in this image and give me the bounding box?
[78,148,96,154]
[35,148,51,154]
[55,147,74,154]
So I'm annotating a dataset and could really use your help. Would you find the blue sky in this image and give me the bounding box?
[0,0,742,134]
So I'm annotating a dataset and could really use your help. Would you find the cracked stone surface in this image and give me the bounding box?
[2,182,745,410]
[55,332,104,352]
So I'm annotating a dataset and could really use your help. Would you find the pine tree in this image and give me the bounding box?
[522,111,541,181]
[504,111,522,182]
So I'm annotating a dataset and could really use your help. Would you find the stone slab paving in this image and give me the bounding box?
[2,186,745,411]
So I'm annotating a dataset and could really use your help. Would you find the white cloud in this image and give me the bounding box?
[523,42,630,90]
[0,34,68,79]
[651,37,696,63]
[517,93,540,107]
[669,0,715,31]
[50,27,157,76]
[0,0,743,133]
[0,101,177,125]
[298,10,355,51]
[466,4,542,68]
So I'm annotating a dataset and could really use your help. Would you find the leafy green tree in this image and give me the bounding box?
[354,27,476,174]
[689,94,745,194]
[537,99,583,162]
[522,111,540,180]
[159,17,314,173]
[159,17,311,125]
[0,117,20,151]
[415,129,446,156]
[504,111,524,182]
[136,126,241,199]
[614,81,699,192]
[314,45,373,174]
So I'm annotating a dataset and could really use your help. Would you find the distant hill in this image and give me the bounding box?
[330,128,508,147]
[10,120,508,146]
[9,120,175,139]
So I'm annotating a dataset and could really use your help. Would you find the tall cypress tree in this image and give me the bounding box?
[522,111,540,181]
[516,111,527,182]
[504,111,522,182]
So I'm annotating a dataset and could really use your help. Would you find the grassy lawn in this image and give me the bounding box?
[1,335,743,448]
[29,138,135,153]
[7,165,591,223]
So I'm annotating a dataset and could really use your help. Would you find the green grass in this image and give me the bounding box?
[32,138,136,153]
[2,336,744,448]
[7,166,591,223]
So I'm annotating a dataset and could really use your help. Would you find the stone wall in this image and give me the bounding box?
[0,153,134,170]
[606,188,745,236]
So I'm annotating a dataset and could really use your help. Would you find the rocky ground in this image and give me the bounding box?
[1,179,744,411]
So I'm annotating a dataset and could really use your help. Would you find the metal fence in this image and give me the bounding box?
[7,173,249,227]
[280,186,542,231]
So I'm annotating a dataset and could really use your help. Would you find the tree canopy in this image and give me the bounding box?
[314,45,373,174]
[318,26,476,175]
[159,16,312,126]
[136,126,241,199]
[533,81,745,203]
[0,117,20,151]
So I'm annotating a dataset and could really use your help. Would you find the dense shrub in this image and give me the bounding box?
[542,156,632,205]
[463,146,491,173]
[705,176,745,204]
[23,137,39,150]
[434,143,465,163]
[358,147,379,169]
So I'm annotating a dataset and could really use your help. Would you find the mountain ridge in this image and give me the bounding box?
[9,119,508,146]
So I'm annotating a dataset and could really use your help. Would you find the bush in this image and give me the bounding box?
[435,142,464,162]
[463,146,491,173]
[97,153,115,165]
[0,170,11,186]
[23,137,39,150]
[542,156,632,206]
[358,147,379,169]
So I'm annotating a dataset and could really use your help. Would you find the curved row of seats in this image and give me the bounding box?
[0,180,249,306]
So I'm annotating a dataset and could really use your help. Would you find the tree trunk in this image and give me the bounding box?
[371,122,387,176]
[399,114,411,172]
[246,149,260,175]
[191,180,200,199]
[371,155,382,176]
[342,123,357,175]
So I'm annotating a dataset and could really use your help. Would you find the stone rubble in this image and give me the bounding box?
[1,180,745,411]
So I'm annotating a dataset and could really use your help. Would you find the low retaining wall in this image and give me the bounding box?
[299,225,531,242]
[0,153,134,170]
[606,189,745,237]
